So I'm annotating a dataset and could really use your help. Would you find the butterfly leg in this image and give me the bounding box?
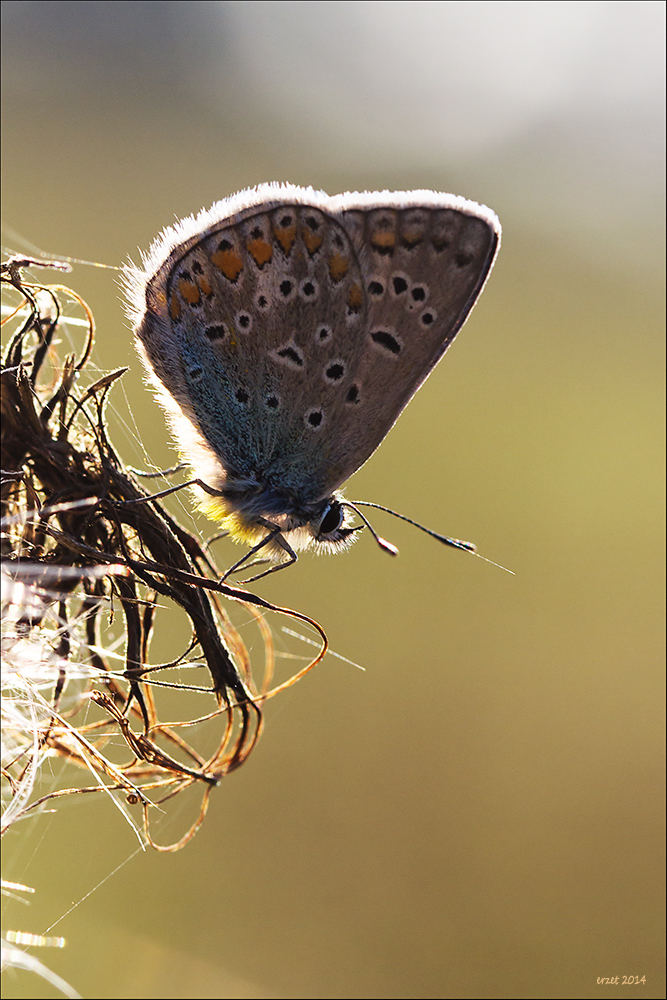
[224,556,272,575]
[114,477,222,506]
[221,524,298,584]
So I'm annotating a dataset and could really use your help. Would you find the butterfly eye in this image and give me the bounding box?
[318,500,344,536]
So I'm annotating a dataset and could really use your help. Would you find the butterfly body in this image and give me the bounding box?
[124,184,500,562]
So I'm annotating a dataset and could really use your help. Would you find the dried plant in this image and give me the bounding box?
[1,257,328,855]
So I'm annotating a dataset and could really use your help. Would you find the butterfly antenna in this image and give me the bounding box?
[342,502,399,557]
[349,500,514,575]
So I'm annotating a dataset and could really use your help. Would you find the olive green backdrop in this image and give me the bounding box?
[2,3,664,999]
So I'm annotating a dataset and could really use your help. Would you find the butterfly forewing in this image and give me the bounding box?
[318,201,499,492]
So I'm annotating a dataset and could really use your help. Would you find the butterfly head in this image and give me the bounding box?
[311,496,360,552]
[197,479,360,559]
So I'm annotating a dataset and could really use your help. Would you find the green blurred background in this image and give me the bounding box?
[2,3,664,998]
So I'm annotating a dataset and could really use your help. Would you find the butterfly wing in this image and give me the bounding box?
[319,191,500,492]
[127,185,499,506]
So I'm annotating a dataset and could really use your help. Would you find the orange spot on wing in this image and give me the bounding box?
[169,292,181,320]
[211,248,244,281]
[371,231,396,250]
[329,253,349,283]
[178,278,200,305]
[196,276,212,296]
[274,224,296,255]
[302,228,323,255]
[247,236,273,267]
[347,283,363,311]
[401,230,423,248]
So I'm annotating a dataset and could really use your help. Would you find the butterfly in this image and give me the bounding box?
[123,184,500,579]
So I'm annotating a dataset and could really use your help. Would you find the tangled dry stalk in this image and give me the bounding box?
[1,257,328,851]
